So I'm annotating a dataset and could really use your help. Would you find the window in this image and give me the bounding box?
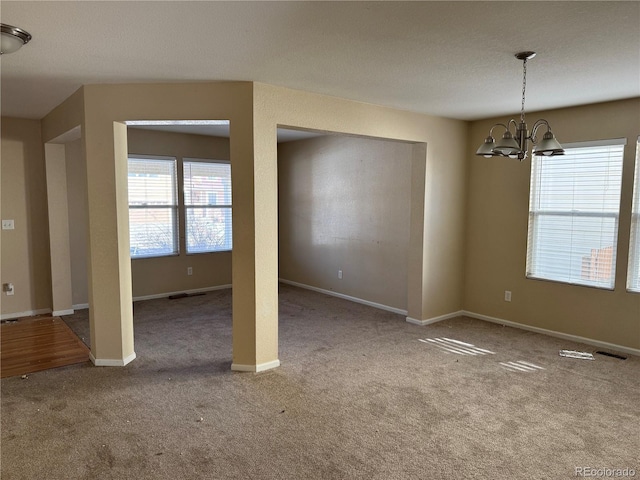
[183,160,232,253]
[526,139,626,289]
[628,138,640,292]
[128,156,179,258]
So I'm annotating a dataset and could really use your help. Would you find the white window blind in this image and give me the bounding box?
[128,156,178,258]
[627,138,640,292]
[526,139,625,289]
[183,160,232,253]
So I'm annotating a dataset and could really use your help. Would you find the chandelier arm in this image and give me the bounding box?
[488,123,509,137]
[530,119,550,143]
[507,119,519,134]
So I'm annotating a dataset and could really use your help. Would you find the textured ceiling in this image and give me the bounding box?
[1,1,639,120]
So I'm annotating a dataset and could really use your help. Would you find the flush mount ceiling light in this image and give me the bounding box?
[1,23,32,55]
[476,52,564,161]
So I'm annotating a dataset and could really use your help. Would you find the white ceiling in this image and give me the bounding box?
[1,1,639,121]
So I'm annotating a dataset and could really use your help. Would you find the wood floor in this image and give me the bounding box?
[1,316,90,378]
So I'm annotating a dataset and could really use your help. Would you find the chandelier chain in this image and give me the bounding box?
[521,58,527,123]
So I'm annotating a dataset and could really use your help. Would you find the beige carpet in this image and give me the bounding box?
[1,285,638,479]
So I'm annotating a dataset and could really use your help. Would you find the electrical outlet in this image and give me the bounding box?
[2,219,15,230]
[504,290,512,302]
[187,267,193,276]
[3,283,14,296]
[338,270,343,279]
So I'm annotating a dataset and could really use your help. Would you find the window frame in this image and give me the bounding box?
[182,158,233,255]
[127,154,180,259]
[627,137,640,293]
[525,138,626,290]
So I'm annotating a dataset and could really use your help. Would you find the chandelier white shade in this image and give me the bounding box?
[476,52,564,161]
[1,24,32,55]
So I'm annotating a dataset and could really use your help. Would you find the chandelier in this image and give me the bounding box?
[475,52,564,161]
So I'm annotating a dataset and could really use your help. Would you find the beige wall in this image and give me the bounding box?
[7,81,636,362]
[38,81,467,368]
[1,117,52,317]
[60,82,255,364]
[44,143,73,314]
[32,82,468,371]
[465,98,640,350]
[127,128,232,297]
[41,88,84,145]
[255,83,469,323]
[65,138,89,306]
[278,135,412,311]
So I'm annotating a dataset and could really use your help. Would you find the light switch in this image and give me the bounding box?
[2,220,15,230]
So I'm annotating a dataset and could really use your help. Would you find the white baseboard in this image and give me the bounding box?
[133,284,232,302]
[463,310,640,357]
[64,286,231,310]
[406,310,464,326]
[90,351,137,367]
[1,308,52,321]
[279,279,408,316]
[231,359,280,372]
[1,285,230,321]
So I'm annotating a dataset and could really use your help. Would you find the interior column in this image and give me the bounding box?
[83,120,135,366]
[406,143,429,323]
[230,117,280,372]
